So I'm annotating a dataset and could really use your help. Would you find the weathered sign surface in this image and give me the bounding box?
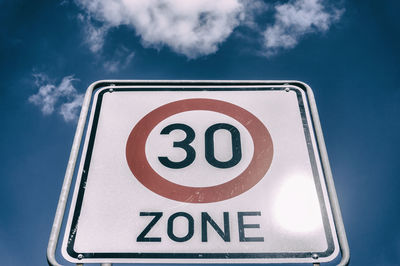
[62,83,340,264]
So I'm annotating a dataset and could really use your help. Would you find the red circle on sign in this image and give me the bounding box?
[125,98,273,203]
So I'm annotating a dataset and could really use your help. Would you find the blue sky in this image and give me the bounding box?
[1,0,399,265]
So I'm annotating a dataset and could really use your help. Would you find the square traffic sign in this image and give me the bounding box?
[59,81,345,264]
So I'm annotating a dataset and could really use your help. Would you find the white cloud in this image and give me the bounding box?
[263,0,343,56]
[77,0,245,58]
[76,0,343,58]
[29,83,57,114]
[29,74,84,122]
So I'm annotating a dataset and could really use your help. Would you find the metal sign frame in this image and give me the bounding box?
[47,80,350,266]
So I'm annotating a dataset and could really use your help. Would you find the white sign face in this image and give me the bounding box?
[62,85,339,264]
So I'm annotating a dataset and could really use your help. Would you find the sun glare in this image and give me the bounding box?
[273,175,322,233]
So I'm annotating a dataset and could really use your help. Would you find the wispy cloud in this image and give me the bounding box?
[75,0,343,59]
[77,13,110,53]
[263,0,343,56]
[59,94,84,122]
[29,74,84,122]
[103,46,135,73]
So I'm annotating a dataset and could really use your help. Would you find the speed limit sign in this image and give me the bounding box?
[126,98,273,203]
[59,81,347,265]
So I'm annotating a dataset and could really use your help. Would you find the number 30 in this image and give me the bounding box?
[158,123,242,169]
